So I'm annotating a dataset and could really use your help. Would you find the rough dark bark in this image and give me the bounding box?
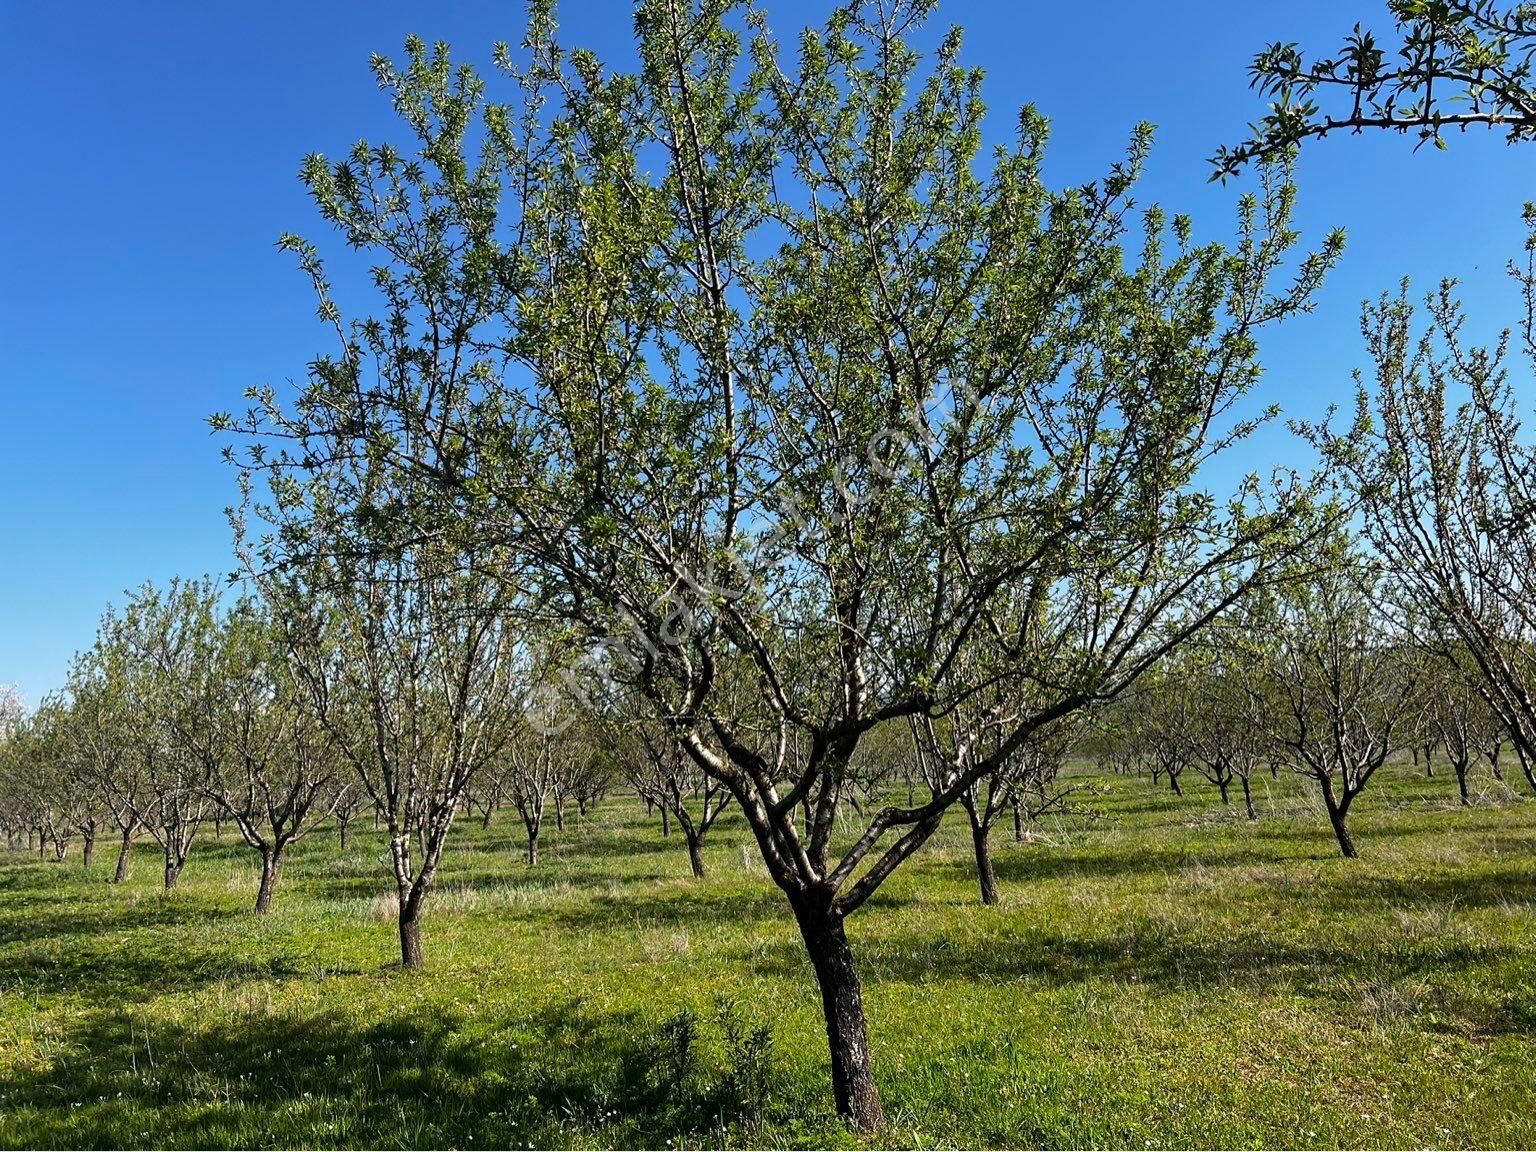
[113,828,134,883]
[1453,758,1471,806]
[1241,774,1257,821]
[254,848,282,915]
[965,804,1000,906]
[686,830,705,879]
[1217,778,1231,806]
[164,857,183,890]
[81,831,96,868]
[792,896,886,1135]
[1319,779,1357,858]
[399,893,425,970]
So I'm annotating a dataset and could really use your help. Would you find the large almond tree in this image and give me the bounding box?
[226,0,1340,1129]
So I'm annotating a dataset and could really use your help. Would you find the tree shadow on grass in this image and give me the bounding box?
[0,884,247,943]
[0,994,808,1149]
[742,913,1522,1034]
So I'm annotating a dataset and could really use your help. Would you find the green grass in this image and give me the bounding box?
[3,761,1535,1149]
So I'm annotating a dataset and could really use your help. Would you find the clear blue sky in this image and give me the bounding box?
[2,0,1532,705]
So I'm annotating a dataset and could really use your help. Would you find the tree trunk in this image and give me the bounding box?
[1241,774,1256,821]
[164,856,182,890]
[964,803,999,906]
[254,848,282,915]
[113,828,134,883]
[1217,778,1230,806]
[1320,780,1357,859]
[338,815,350,849]
[686,829,705,879]
[1490,743,1505,782]
[792,896,886,1134]
[526,822,540,866]
[398,890,425,970]
[1455,760,1470,807]
[82,830,96,867]
[661,806,670,837]
[1012,801,1024,842]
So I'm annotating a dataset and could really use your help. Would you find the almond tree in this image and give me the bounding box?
[66,640,145,883]
[101,582,214,890]
[500,721,566,867]
[614,698,732,879]
[199,602,342,913]
[1244,538,1419,858]
[249,533,522,967]
[226,1,1339,1128]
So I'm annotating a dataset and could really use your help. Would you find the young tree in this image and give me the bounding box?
[199,602,342,913]
[100,582,216,891]
[1191,633,1277,822]
[225,2,1340,1128]
[67,641,146,883]
[500,721,566,867]
[1245,539,1418,857]
[253,538,522,967]
[614,698,732,879]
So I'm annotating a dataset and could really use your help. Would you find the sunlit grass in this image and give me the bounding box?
[1,760,1533,1148]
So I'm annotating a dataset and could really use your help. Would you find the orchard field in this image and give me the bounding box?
[2,760,1533,1150]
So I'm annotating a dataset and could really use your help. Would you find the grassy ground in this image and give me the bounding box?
[2,760,1534,1149]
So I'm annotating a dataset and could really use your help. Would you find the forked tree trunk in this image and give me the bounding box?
[82,830,95,867]
[254,847,283,915]
[164,855,183,890]
[1453,758,1471,806]
[1319,778,1357,859]
[338,814,351,849]
[685,827,706,879]
[1217,778,1230,806]
[792,895,886,1134]
[1168,769,1183,796]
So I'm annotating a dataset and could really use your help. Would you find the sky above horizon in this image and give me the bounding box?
[2,0,1534,706]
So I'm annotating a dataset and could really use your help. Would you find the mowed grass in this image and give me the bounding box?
[2,761,1535,1149]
